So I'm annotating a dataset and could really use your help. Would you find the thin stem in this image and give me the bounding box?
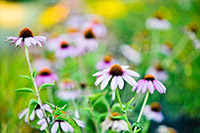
[25,46,51,133]
[116,88,132,132]
[133,91,149,133]
[88,99,99,133]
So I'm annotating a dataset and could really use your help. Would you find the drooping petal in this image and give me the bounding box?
[122,74,137,87]
[147,81,154,94]
[121,65,129,70]
[136,80,146,93]
[64,121,74,132]
[124,70,140,77]
[100,75,112,90]
[29,37,37,45]
[93,71,103,76]
[51,122,59,133]
[142,81,148,93]
[153,80,164,94]
[117,76,124,90]
[30,110,35,121]
[15,38,22,47]
[37,118,46,125]
[25,38,31,47]
[36,109,43,119]
[94,73,109,86]
[40,122,47,131]
[18,108,28,119]
[25,113,29,123]
[156,80,167,93]
[111,76,117,90]
[60,121,69,132]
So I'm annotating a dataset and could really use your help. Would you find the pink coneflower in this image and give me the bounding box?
[93,64,139,90]
[38,111,85,132]
[146,63,168,82]
[35,67,58,87]
[132,74,166,94]
[18,104,52,123]
[146,11,171,30]
[32,58,51,71]
[57,79,81,100]
[76,28,98,53]
[6,27,46,47]
[156,125,177,133]
[55,40,78,59]
[161,41,173,55]
[143,102,164,123]
[101,112,129,132]
[96,55,115,70]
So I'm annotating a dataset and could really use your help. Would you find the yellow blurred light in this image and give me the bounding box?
[90,0,127,19]
[39,3,70,27]
[0,1,26,28]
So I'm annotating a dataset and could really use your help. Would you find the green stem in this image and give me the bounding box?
[25,46,51,133]
[116,88,132,132]
[133,91,149,133]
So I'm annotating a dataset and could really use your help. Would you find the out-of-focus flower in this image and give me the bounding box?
[93,64,139,90]
[18,104,52,123]
[132,74,166,94]
[39,2,69,27]
[161,41,173,55]
[96,55,115,70]
[101,112,128,132]
[76,28,98,53]
[120,44,141,65]
[90,0,127,19]
[35,67,58,87]
[32,58,51,71]
[38,111,85,132]
[146,11,171,30]
[57,79,81,100]
[6,27,46,47]
[156,125,177,133]
[143,102,164,122]
[46,34,60,51]
[146,63,168,82]
[0,1,26,28]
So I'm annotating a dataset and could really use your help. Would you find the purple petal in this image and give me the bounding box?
[94,73,109,86]
[51,122,59,133]
[122,74,137,87]
[16,38,22,47]
[147,81,154,94]
[117,76,124,90]
[111,76,117,90]
[60,121,69,132]
[156,80,167,93]
[124,70,140,77]
[18,108,28,119]
[30,110,35,121]
[142,81,148,93]
[136,80,145,93]
[100,75,112,90]
[36,109,43,119]
[153,80,164,94]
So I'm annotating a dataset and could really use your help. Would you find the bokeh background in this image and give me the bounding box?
[0,0,200,132]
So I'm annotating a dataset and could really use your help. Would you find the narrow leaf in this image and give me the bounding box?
[61,104,68,111]
[32,69,36,79]
[19,75,31,80]
[45,101,55,109]
[28,99,39,123]
[124,97,135,111]
[39,81,55,91]
[15,88,35,95]
[112,115,125,120]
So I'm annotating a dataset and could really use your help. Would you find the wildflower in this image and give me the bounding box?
[55,40,78,59]
[161,41,173,55]
[143,102,164,122]
[76,28,98,53]
[38,111,85,132]
[146,11,171,30]
[96,55,115,70]
[46,35,60,51]
[101,112,128,132]
[57,79,81,100]
[32,58,51,71]
[146,63,168,82]
[156,125,177,133]
[119,45,141,65]
[6,27,46,47]
[18,104,52,123]
[93,64,139,90]
[35,67,58,87]
[132,74,166,94]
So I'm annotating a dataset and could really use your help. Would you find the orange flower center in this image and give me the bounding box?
[109,64,123,76]
[39,68,51,76]
[19,27,33,39]
[187,22,198,33]
[109,112,121,120]
[144,74,155,81]
[150,102,161,112]
[155,63,164,71]
[68,27,79,33]
[84,28,95,39]
[104,55,112,63]
[60,41,69,48]
[153,11,164,20]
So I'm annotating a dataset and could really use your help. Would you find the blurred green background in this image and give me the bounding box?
[0,0,200,132]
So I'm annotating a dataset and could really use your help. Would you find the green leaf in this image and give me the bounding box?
[39,81,55,91]
[19,75,31,80]
[54,114,81,133]
[123,130,130,133]
[61,104,68,111]
[132,122,143,133]
[28,99,39,123]
[124,97,135,111]
[15,88,35,95]
[32,69,36,79]
[88,90,108,107]
[112,115,125,120]
[45,101,55,109]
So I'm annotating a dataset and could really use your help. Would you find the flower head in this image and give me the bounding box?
[35,67,58,87]
[132,74,166,94]
[161,41,173,55]
[101,112,129,132]
[96,55,115,70]
[6,27,46,47]
[18,104,52,123]
[143,102,164,122]
[93,64,139,90]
